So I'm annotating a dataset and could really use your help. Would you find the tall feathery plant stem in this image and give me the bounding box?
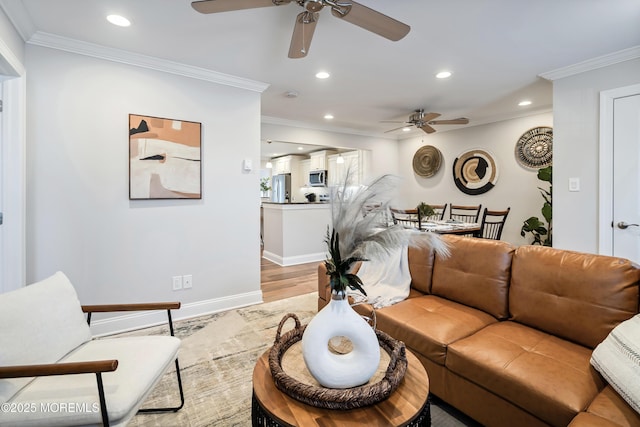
[324,167,449,297]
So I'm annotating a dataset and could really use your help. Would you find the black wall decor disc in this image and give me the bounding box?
[515,126,553,169]
[452,149,498,195]
[412,145,442,177]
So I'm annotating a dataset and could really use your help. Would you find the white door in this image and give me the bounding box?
[612,93,640,263]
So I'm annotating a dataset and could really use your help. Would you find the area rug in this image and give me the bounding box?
[115,292,477,426]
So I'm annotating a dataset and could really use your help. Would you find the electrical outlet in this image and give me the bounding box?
[183,274,193,289]
[172,276,183,291]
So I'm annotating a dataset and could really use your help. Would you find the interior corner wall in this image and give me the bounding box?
[396,112,553,246]
[25,45,262,323]
[552,58,640,253]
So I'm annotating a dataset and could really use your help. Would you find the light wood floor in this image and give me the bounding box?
[260,256,320,303]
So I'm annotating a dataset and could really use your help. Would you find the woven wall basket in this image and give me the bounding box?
[268,313,408,410]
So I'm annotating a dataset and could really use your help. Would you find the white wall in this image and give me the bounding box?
[396,112,553,246]
[552,58,640,253]
[25,45,263,330]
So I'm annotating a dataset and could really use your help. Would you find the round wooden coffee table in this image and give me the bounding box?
[252,347,430,426]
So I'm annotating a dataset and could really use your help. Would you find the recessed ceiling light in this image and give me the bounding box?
[298,146,304,151]
[402,127,411,132]
[436,71,452,79]
[518,100,532,106]
[324,114,334,120]
[315,71,330,79]
[107,14,131,27]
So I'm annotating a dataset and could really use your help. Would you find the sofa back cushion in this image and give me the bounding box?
[431,235,515,319]
[510,245,640,349]
[0,271,92,402]
[408,245,435,294]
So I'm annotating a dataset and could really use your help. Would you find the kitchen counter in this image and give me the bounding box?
[262,201,329,205]
[262,203,331,266]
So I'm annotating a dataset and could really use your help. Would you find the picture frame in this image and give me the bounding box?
[129,114,202,200]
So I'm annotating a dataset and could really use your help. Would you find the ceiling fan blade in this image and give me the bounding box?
[379,120,406,124]
[288,11,319,59]
[330,1,410,41]
[419,124,437,134]
[429,118,470,125]
[384,125,411,133]
[422,112,441,122]
[191,0,289,14]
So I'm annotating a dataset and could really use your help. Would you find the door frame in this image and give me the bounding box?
[598,83,640,256]
[0,39,26,293]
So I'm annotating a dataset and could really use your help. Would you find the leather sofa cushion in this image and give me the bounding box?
[447,321,605,427]
[568,385,640,427]
[431,235,514,320]
[375,295,498,366]
[408,245,435,294]
[510,245,640,349]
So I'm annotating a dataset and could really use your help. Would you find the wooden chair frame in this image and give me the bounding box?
[390,208,420,229]
[479,207,511,240]
[0,302,184,427]
[449,204,482,223]
[421,203,448,222]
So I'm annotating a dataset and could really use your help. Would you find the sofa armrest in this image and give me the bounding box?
[0,360,118,379]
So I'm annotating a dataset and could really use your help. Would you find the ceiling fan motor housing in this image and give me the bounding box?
[303,0,324,12]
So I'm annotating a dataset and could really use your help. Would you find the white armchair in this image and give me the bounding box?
[0,272,184,426]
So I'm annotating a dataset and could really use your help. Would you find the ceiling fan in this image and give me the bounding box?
[384,109,470,134]
[191,0,410,58]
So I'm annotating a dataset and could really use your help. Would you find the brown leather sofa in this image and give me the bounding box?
[317,235,640,427]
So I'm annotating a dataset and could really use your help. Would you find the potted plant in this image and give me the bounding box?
[302,171,448,388]
[260,177,271,197]
[521,165,552,246]
[417,202,435,220]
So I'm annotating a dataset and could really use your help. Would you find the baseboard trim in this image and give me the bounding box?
[90,290,264,337]
[262,251,324,266]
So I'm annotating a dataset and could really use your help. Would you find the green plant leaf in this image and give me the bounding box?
[541,202,552,223]
[538,165,552,183]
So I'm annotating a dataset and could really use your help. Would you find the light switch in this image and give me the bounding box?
[569,177,580,192]
[243,159,253,171]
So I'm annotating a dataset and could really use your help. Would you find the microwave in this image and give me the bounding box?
[309,170,327,187]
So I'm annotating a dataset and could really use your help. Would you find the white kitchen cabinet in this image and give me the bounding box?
[271,155,304,175]
[309,150,337,171]
[328,150,370,187]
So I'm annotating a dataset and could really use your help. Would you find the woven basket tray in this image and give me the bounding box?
[268,313,408,410]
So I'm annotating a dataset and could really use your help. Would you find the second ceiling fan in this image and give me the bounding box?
[191,0,410,58]
[384,109,470,134]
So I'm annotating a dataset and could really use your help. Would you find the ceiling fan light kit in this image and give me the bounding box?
[192,0,410,58]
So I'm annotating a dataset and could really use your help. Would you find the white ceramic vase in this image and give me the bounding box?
[301,291,380,389]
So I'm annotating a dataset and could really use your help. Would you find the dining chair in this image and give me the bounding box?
[390,208,420,229]
[421,203,447,222]
[449,204,482,223]
[479,207,511,240]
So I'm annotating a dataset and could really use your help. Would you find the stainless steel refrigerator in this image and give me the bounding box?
[271,173,291,203]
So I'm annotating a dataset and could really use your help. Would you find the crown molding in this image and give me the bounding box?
[27,31,270,93]
[0,0,37,42]
[0,36,25,76]
[539,45,640,81]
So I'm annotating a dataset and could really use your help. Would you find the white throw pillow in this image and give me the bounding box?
[591,313,640,414]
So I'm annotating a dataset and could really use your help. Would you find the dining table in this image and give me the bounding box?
[419,220,481,236]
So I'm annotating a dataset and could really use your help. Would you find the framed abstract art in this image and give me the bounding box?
[129,114,202,200]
